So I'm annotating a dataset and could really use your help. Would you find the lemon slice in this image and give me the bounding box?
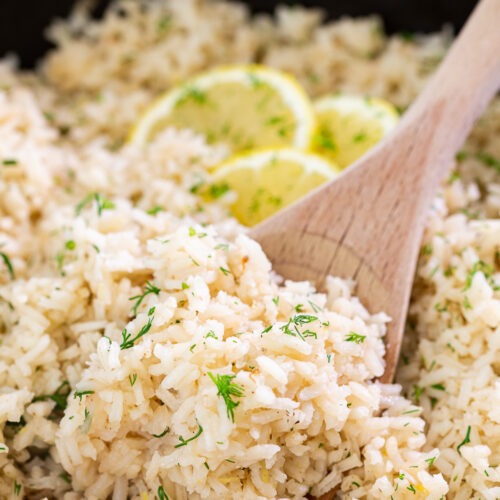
[312,94,399,168]
[209,148,339,226]
[129,65,316,153]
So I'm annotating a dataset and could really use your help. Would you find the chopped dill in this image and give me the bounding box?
[73,390,94,401]
[209,182,230,199]
[75,192,115,216]
[308,300,322,313]
[59,473,71,484]
[463,295,472,309]
[457,425,471,456]
[152,426,170,438]
[157,486,169,500]
[219,267,231,276]
[412,384,425,403]
[0,252,14,280]
[129,281,160,316]
[420,243,433,256]
[207,372,245,422]
[129,373,137,387]
[431,383,445,391]
[120,314,154,350]
[345,332,366,344]
[293,314,318,325]
[174,420,203,448]
[147,205,164,215]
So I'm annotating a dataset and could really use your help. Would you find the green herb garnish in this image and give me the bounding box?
[59,473,71,484]
[120,314,154,350]
[152,426,170,438]
[73,390,94,401]
[129,281,161,316]
[457,425,471,456]
[345,332,366,344]
[431,384,445,391]
[207,372,244,422]
[75,192,115,216]
[147,205,164,215]
[0,252,14,280]
[174,420,203,448]
[209,182,230,199]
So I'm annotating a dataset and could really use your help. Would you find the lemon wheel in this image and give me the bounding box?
[129,65,316,153]
[209,148,340,226]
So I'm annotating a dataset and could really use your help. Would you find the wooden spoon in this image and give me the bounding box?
[251,0,500,395]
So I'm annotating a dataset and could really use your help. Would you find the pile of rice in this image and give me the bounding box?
[0,1,499,498]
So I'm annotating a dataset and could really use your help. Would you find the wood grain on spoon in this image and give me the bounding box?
[250,0,500,393]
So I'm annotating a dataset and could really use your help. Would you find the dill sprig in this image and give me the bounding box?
[457,425,471,456]
[462,260,498,291]
[345,332,366,344]
[292,314,318,325]
[152,426,170,438]
[73,390,94,402]
[75,192,115,216]
[157,486,169,500]
[207,372,245,422]
[120,312,155,350]
[129,281,161,316]
[174,420,203,448]
[0,252,14,280]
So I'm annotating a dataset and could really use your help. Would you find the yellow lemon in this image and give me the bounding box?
[130,65,316,153]
[209,148,339,226]
[313,94,399,168]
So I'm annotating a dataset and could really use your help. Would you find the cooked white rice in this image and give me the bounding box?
[0,1,499,499]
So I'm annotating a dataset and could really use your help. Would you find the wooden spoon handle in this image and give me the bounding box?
[402,0,500,187]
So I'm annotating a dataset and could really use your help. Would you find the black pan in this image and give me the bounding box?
[0,0,478,69]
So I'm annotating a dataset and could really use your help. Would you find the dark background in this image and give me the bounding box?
[0,0,478,68]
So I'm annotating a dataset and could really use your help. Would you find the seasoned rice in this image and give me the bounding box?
[0,1,499,499]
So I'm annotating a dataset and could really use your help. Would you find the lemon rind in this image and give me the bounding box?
[313,94,399,135]
[211,147,340,180]
[129,64,316,149]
